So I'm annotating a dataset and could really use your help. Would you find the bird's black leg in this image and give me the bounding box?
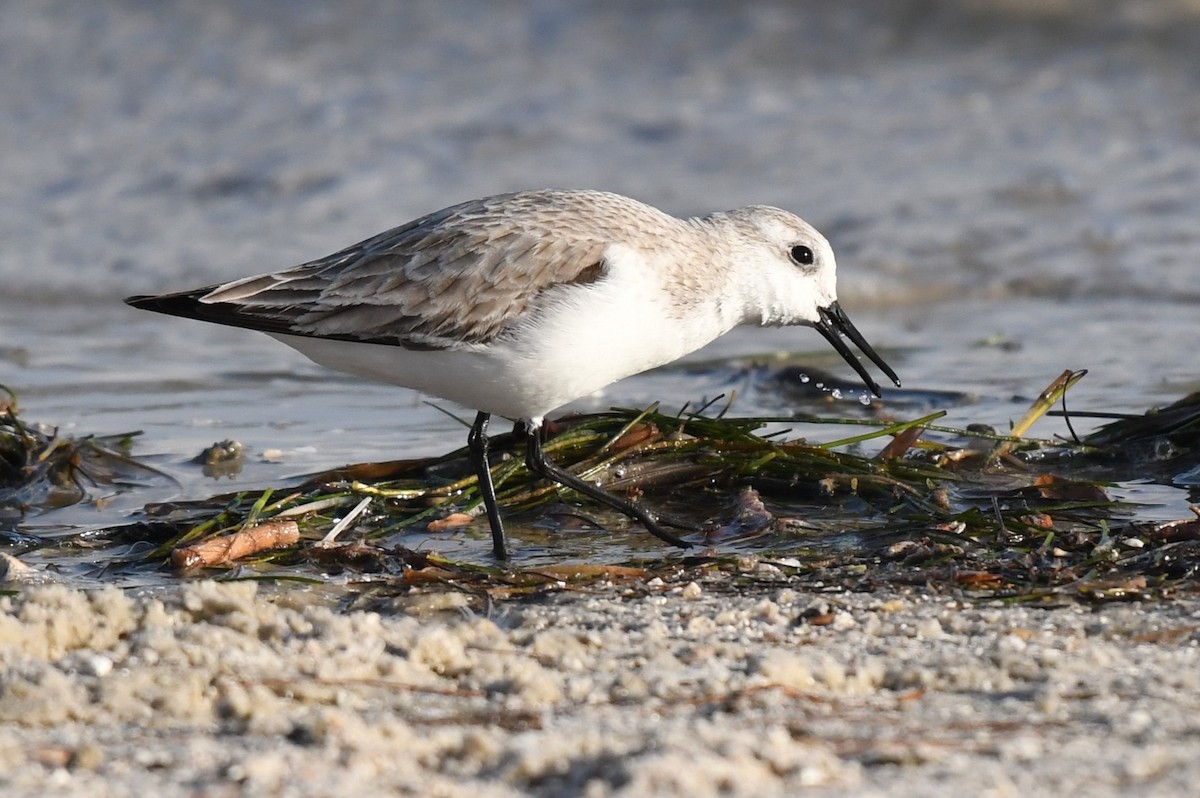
[523,422,693,549]
[467,411,509,559]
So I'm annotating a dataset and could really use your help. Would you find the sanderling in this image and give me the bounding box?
[127,189,899,558]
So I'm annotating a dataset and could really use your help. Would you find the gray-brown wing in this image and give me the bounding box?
[183,192,612,349]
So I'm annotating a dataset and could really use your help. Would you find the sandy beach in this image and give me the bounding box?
[3,572,1199,796]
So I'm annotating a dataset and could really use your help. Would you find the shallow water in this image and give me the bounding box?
[3,1,1199,572]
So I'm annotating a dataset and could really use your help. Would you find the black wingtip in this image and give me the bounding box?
[124,289,211,319]
[125,286,307,339]
[124,293,162,309]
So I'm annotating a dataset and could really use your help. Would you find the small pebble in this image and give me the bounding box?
[81,653,114,678]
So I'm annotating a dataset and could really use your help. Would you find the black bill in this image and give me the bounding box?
[813,301,901,398]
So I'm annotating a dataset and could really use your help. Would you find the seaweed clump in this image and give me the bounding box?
[75,373,1200,604]
[7,374,1200,605]
[1,385,160,535]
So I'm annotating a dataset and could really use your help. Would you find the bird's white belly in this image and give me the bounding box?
[270,333,536,418]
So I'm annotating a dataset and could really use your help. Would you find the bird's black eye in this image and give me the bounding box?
[789,244,815,265]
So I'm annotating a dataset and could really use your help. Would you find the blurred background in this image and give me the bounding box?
[2,0,1198,516]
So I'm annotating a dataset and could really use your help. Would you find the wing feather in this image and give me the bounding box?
[126,189,684,349]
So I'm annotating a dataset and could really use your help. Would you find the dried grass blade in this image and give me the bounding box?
[989,369,1087,464]
[320,496,373,544]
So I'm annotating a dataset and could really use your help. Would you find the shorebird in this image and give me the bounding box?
[127,189,899,557]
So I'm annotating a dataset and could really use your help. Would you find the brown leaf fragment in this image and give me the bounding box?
[307,540,391,572]
[427,512,474,532]
[302,458,430,484]
[171,520,300,570]
[609,422,661,451]
[1032,474,1111,502]
[877,425,925,460]
[401,564,458,584]
[393,547,437,569]
[954,571,1002,587]
[939,449,981,466]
